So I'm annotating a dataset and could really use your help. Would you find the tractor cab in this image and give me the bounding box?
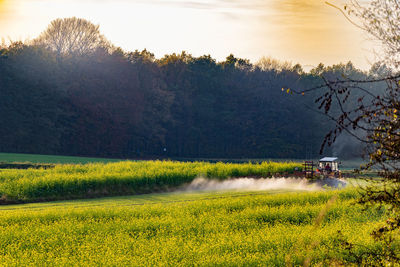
[317,157,341,178]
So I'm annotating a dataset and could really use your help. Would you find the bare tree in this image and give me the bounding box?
[295,0,400,264]
[34,17,109,57]
[348,0,400,69]
[256,57,293,72]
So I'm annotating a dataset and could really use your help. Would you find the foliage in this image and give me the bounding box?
[0,188,391,266]
[0,160,301,203]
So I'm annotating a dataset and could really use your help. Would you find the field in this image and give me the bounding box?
[0,188,386,266]
[0,156,391,265]
[0,153,123,164]
[0,160,301,203]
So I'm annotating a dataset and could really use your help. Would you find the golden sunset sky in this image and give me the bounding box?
[0,0,377,69]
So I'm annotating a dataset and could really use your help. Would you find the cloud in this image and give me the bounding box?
[16,0,299,20]
[42,0,263,12]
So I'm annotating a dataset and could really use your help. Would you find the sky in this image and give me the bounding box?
[0,0,377,69]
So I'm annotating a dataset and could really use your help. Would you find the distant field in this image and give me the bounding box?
[0,152,123,164]
[0,188,387,266]
[0,152,365,168]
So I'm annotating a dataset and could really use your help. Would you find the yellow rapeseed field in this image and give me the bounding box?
[0,160,301,203]
[0,189,386,266]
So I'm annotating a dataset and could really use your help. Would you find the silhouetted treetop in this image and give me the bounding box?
[34,17,109,57]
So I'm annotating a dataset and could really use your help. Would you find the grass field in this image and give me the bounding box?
[0,188,388,266]
[0,153,123,164]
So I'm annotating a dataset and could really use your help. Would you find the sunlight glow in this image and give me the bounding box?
[254,0,374,68]
[0,0,376,69]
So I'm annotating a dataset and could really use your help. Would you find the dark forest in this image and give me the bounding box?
[0,18,383,159]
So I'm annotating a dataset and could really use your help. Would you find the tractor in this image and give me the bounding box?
[315,157,341,178]
[303,157,341,179]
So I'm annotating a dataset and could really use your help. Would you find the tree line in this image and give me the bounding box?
[0,18,381,159]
